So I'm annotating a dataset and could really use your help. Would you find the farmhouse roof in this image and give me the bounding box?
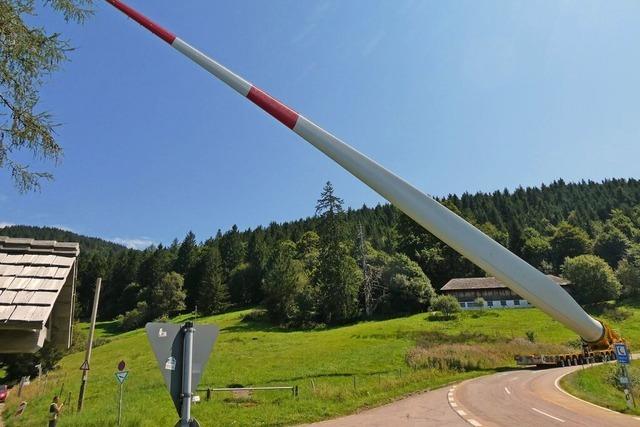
[441,275,569,291]
[0,236,79,327]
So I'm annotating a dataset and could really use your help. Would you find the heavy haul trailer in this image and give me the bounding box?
[516,346,618,367]
[105,1,625,363]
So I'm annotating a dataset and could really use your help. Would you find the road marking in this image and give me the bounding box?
[504,386,511,395]
[553,369,616,413]
[532,407,565,423]
[447,382,483,427]
[634,417,640,421]
[509,376,519,381]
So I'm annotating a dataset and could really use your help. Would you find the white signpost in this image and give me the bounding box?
[146,322,219,427]
[615,343,635,409]
[115,360,128,426]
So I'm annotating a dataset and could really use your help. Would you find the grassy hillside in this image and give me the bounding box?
[560,359,640,415]
[3,305,640,427]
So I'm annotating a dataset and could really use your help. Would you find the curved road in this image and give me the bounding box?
[306,365,639,426]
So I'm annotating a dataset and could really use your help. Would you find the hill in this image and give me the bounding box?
[0,225,126,254]
[2,304,640,426]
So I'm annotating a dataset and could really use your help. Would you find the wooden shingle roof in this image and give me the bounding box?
[0,236,79,327]
[441,274,569,291]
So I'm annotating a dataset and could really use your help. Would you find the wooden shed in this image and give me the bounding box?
[0,236,79,353]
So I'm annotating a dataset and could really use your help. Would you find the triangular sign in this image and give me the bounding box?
[145,322,219,415]
[79,360,89,371]
[115,371,129,384]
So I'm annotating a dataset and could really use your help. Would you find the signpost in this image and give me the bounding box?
[615,342,635,409]
[115,360,128,426]
[146,322,219,427]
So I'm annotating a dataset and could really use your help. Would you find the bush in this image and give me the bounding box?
[562,255,621,304]
[473,297,486,309]
[525,330,536,343]
[379,254,435,314]
[406,338,571,372]
[118,301,149,331]
[616,253,640,298]
[602,307,633,322]
[430,295,461,319]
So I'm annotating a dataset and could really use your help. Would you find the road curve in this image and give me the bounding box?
[305,365,640,426]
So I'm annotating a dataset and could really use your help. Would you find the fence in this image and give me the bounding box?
[197,386,299,401]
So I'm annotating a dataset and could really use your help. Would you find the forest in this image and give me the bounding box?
[3,178,640,329]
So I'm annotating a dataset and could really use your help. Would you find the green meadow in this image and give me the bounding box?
[3,304,639,426]
[560,359,640,416]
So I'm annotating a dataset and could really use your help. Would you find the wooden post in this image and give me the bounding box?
[77,278,102,412]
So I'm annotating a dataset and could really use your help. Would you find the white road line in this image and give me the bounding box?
[634,416,640,421]
[532,407,565,423]
[456,409,467,416]
[508,376,519,381]
[451,402,458,408]
[468,420,482,427]
[553,369,616,413]
[504,386,511,395]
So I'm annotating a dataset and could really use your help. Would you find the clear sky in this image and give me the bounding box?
[2,0,639,248]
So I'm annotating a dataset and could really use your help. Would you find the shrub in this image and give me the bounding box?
[379,254,435,313]
[431,295,461,319]
[406,338,571,372]
[525,330,536,343]
[562,255,621,304]
[602,307,632,322]
[118,301,149,331]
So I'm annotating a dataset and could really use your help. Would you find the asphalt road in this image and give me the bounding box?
[306,365,640,426]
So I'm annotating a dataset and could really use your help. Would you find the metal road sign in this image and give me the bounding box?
[145,322,220,414]
[115,371,129,384]
[118,360,126,371]
[79,360,90,371]
[615,343,630,364]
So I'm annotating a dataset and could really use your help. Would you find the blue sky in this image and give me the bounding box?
[2,0,639,248]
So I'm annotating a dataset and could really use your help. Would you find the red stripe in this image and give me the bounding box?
[247,87,299,129]
[107,0,176,44]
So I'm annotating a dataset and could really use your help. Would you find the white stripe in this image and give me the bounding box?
[504,387,511,395]
[553,370,616,413]
[532,407,565,422]
[468,420,482,427]
[450,402,458,408]
[457,410,467,416]
[172,38,252,96]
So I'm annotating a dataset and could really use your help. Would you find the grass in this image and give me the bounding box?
[3,304,640,426]
[560,359,640,415]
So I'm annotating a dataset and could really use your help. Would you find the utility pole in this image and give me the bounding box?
[77,277,102,412]
[180,322,195,427]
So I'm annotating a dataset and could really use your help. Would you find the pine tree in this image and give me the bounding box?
[195,246,229,315]
[315,182,361,324]
[1,0,93,191]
